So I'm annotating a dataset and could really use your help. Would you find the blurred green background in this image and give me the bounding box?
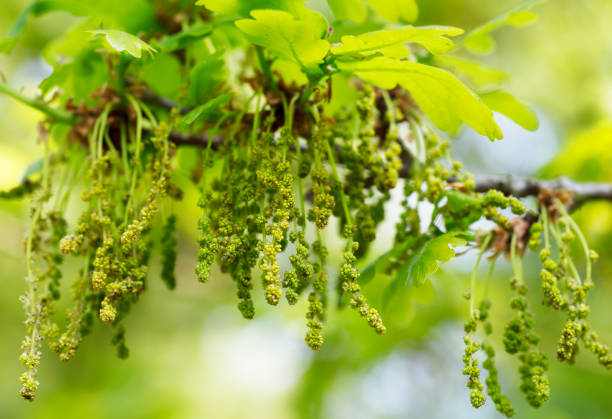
[1,1,611,418]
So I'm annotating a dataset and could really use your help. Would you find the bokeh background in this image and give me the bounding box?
[1,1,611,418]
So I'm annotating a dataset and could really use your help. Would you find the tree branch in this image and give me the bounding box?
[167,130,612,208]
[473,175,612,209]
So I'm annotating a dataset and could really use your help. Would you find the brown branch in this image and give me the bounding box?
[167,130,612,208]
[473,175,612,209]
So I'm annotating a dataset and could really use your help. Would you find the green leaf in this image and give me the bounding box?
[88,29,156,58]
[461,0,546,54]
[364,0,418,23]
[197,0,318,19]
[480,90,538,131]
[337,57,502,140]
[180,94,234,126]
[400,233,466,288]
[331,26,463,58]
[445,190,483,213]
[433,55,509,90]
[235,10,329,73]
[327,0,367,23]
[157,23,214,53]
[359,238,416,285]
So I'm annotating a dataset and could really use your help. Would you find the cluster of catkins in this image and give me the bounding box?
[17,99,180,401]
[194,94,395,350]
[458,190,610,415]
[11,80,610,409]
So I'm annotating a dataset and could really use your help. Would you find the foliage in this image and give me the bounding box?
[0,0,610,416]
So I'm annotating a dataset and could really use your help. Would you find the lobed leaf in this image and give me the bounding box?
[461,0,547,54]
[337,57,502,140]
[88,29,156,58]
[480,90,538,131]
[235,10,329,73]
[331,26,464,58]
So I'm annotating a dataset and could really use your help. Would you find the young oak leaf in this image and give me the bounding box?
[400,233,467,288]
[235,10,330,73]
[461,0,547,54]
[359,237,418,285]
[433,55,509,90]
[331,26,464,58]
[381,233,466,309]
[337,57,503,140]
[480,90,539,131]
[88,29,156,58]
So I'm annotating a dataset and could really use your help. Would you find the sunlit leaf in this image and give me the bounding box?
[88,29,156,58]
[364,0,418,23]
[235,10,330,73]
[480,90,539,131]
[337,57,502,140]
[331,26,463,58]
[461,0,546,54]
[434,55,509,90]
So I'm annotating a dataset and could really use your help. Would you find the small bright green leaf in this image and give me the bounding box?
[462,0,546,54]
[401,232,466,288]
[337,57,502,140]
[331,26,463,58]
[88,29,156,58]
[235,10,329,73]
[181,93,233,126]
[480,90,539,131]
[445,190,483,213]
[158,23,214,52]
[434,55,509,90]
[364,0,418,23]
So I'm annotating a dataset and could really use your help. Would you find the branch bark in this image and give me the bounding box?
[167,129,612,208]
